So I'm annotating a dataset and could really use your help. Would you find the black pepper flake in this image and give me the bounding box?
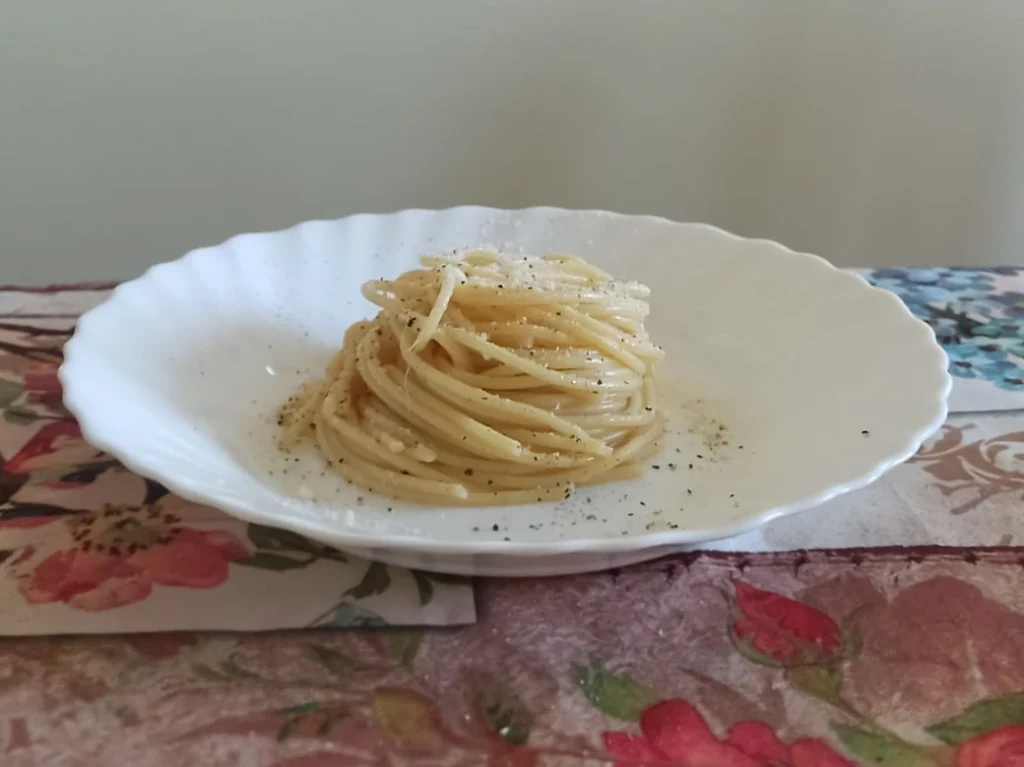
[464,468,474,476]
[473,526,480,532]
[492,524,500,532]
[861,430,870,435]
[651,465,660,470]
[406,318,415,327]
[503,537,511,541]
[639,501,645,507]
[687,489,692,495]
[668,463,677,470]
[689,464,693,469]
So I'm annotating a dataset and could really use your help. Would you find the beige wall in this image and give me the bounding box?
[2,0,1023,283]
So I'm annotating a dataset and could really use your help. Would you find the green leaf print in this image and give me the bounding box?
[281,702,322,715]
[410,570,471,606]
[786,665,847,709]
[388,629,424,667]
[277,701,350,741]
[3,407,36,425]
[573,660,658,721]
[345,561,391,599]
[142,478,170,506]
[412,571,434,605]
[326,604,389,628]
[276,719,296,741]
[305,644,353,676]
[927,691,1024,745]
[247,524,318,553]
[0,380,24,409]
[241,524,347,570]
[192,663,232,682]
[234,551,316,570]
[192,657,255,683]
[832,724,934,766]
[477,690,531,746]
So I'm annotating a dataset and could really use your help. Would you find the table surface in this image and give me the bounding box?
[2,273,1024,767]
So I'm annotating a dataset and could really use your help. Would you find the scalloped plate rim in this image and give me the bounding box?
[59,206,952,557]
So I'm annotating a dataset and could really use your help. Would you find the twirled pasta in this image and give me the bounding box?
[279,250,664,505]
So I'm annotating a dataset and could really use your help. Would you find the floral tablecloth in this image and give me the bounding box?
[0,285,475,632]
[1,269,1024,766]
[862,267,1024,412]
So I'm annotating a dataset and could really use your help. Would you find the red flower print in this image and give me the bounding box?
[19,549,151,610]
[18,521,248,611]
[602,699,854,767]
[4,420,105,475]
[726,722,790,764]
[0,516,58,530]
[957,725,1024,767]
[24,362,65,412]
[731,581,843,665]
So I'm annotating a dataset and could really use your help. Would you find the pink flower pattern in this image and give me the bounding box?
[957,725,1024,767]
[731,580,844,665]
[18,526,249,611]
[603,700,854,767]
[23,362,65,413]
[4,420,98,475]
[1,281,1024,764]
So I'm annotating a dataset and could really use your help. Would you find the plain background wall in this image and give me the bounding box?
[2,0,1023,284]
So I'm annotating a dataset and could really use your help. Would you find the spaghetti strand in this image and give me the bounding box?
[280,250,664,505]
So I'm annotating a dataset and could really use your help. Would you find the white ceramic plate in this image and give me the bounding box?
[60,207,950,576]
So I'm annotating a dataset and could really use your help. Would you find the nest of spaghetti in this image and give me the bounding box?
[280,250,664,506]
